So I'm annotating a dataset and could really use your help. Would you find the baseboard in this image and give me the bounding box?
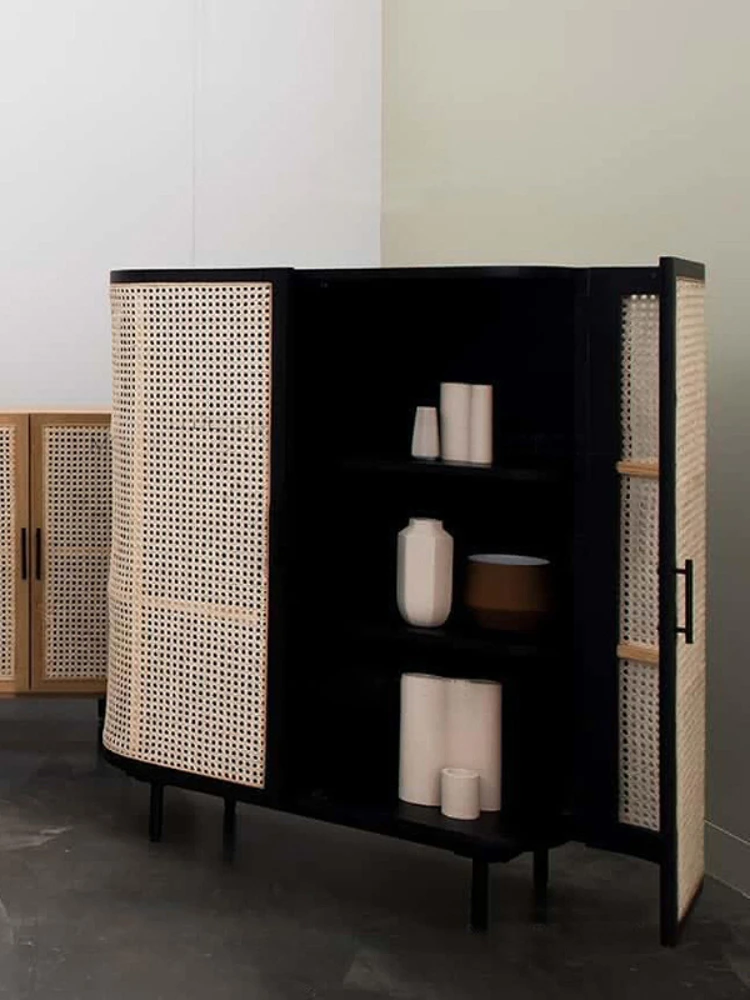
[706,822,750,899]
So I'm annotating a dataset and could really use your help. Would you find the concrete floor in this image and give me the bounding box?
[0,701,747,999]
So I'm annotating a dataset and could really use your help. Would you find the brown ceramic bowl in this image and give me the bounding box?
[465,554,552,631]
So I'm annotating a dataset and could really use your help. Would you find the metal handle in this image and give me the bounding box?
[20,528,27,580]
[676,559,695,645]
[35,528,42,581]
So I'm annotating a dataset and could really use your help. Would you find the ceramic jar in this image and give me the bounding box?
[397,518,453,628]
[465,553,551,630]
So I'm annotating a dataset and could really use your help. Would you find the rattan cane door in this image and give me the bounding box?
[0,414,30,694]
[584,260,706,945]
[30,413,111,693]
[104,272,291,793]
[617,292,661,834]
[658,259,707,944]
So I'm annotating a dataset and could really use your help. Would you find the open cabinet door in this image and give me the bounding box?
[576,265,663,860]
[577,260,707,945]
[659,258,708,944]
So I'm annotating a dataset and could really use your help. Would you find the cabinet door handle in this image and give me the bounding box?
[676,559,694,645]
[35,528,42,581]
[20,528,27,580]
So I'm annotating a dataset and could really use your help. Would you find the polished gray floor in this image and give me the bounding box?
[0,700,747,999]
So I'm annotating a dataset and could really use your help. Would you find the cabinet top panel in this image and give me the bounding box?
[0,409,111,416]
[111,265,580,284]
[110,258,703,286]
[111,268,292,284]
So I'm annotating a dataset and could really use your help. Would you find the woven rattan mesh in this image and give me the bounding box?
[618,292,660,830]
[105,282,272,788]
[0,426,18,680]
[621,295,659,462]
[619,476,659,647]
[43,425,111,679]
[675,278,707,919]
[618,658,660,830]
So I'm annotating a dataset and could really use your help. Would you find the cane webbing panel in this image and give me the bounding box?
[618,658,660,830]
[675,278,707,919]
[105,282,272,789]
[618,293,661,830]
[619,475,659,648]
[43,425,111,679]
[0,426,18,680]
[621,295,660,462]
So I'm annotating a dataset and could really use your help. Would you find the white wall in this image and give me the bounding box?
[0,0,382,408]
[195,1,382,268]
[383,0,750,895]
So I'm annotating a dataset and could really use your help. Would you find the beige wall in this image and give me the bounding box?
[383,0,750,895]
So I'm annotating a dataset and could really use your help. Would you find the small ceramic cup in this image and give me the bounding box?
[440,767,481,820]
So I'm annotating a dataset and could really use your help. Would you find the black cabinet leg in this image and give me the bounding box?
[222,798,237,858]
[470,858,489,932]
[149,782,164,843]
[96,697,106,747]
[533,848,549,920]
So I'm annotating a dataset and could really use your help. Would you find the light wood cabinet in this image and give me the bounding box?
[0,411,110,695]
[0,414,30,694]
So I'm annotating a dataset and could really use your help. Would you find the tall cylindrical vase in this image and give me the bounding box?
[397,518,453,628]
[445,678,502,811]
[469,384,493,465]
[399,673,447,806]
[440,383,471,462]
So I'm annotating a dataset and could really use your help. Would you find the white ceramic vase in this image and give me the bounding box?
[397,518,453,628]
[469,384,493,465]
[411,406,440,460]
[440,382,471,462]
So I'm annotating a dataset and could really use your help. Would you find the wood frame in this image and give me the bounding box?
[30,412,110,695]
[0,414,30,694]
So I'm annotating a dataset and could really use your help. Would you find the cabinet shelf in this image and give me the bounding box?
[617,641,659,665]
[616,460,659,479]
[354,619,553,666]
[290,794,569,861]
[342,457,566,485]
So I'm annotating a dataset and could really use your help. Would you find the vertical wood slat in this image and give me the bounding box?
[658,260,707,945]
[673,278,707,922]
[618,294,661,832]
[0,414,30,694]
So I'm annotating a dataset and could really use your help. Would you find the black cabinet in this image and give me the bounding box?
[103,260,706,945]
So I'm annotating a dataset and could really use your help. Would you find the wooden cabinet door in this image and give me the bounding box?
[30,414,111,693]
[0,415,30,694]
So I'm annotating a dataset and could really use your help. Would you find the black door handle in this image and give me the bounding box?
[676,559,694,645]
[20,528,27,580]
[35,528,42,581]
